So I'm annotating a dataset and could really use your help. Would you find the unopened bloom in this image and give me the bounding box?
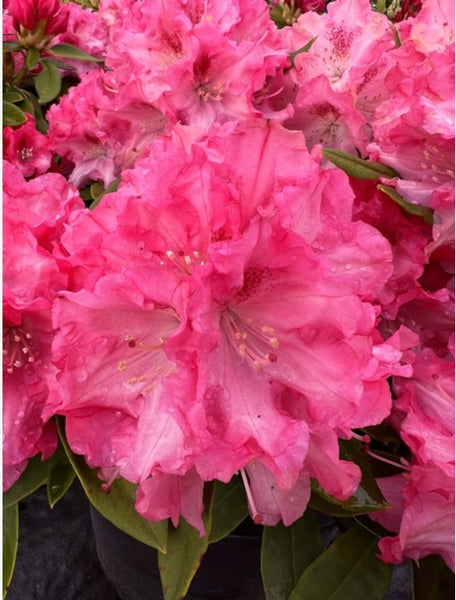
[8,0,69,48]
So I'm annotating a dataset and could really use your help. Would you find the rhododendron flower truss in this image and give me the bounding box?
[47,117,411,528]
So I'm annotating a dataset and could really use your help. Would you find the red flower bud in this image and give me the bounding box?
[8,0,69,47]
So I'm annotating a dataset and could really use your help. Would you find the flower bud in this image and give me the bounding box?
[8,0,69,48]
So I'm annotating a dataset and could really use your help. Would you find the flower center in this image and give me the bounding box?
[159,249,206,274]
[221,308,279,371]
[3,325,35,374]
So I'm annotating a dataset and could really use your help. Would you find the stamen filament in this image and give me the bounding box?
[240,468,263,525]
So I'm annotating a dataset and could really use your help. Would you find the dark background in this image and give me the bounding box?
[6,482,121,600]
[6,481,412,600]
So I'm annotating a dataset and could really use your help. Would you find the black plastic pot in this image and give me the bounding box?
[90,508,266,600]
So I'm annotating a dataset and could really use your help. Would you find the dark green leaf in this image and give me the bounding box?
[158,483,214,600]
[209,476,249,543]
[261,509,323,600]
[3,454,50,507]
[17,90,48,132]
[48,43,104,63]
[3,101,27,126]
[289,37,318,68]
[3,89,24,103]
[413,555,455,600]
[26,47,40,70]
[323,148,400,180]
[3,503,19,599]
[377,184,433,224]
[41,57,77,71]
[56,417,168,552]
[35,59,61,104]
[288,524,393,600]
[47,463,76,508]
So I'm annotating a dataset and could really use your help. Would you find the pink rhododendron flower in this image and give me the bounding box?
[3,160,84,250]
[283,74,370,154]
[282,0,395,94]
[3,114,52,178]
[393,348,455,474]
[243,462,311,526]
[136,469,205,535]
[47,70,168,186]
[53,1,108,62]
[46,274,196,484]
[97,0,287,127]
[371,346,455,571]
[377,464,455,571]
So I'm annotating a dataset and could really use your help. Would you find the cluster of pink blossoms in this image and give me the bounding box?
[3,0,454,571]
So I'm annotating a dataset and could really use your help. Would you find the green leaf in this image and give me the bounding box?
[3,101,27,126]
[289,37,318,68]
[3,41,23,52]
[3,455,50,507]
[56,417,168,552]
[3,442,74,510]
[413,555,455,600]
[47,462,76,508]
[89,177,121,209]
[377,184,434,224]
[26,47,40,70]
[158,483,215,600]
[3,89,24,103]
[288,524,393,600]
[209,476,249,543]
[3,503,19,599]
[35,59,62,104]
[16,90,48,133]
[322,148,400,180]
[48,43,104,63]
[261,509,323,600]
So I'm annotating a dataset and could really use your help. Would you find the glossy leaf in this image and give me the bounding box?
[377,184,433,224]
[46,462,76,508]
[26,47,40,70]
[159,484,214,600]
[3,101,27,126]
[288,524,393,600]
[209,476,248,543]
[57,417,168,552]
[261,509,323,600]
[3,454,51,507]
[48,43,104,62]
[35,59,61,104]
[3,503,19,599]
[413,555,455,600]
[323,148,399,180]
